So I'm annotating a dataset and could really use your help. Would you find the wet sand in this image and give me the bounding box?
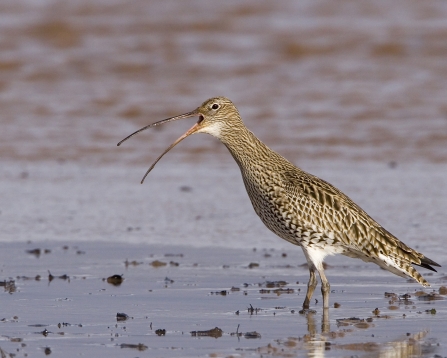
[1,0,447,357]
[1,162,446,357]
[1,240,446,357]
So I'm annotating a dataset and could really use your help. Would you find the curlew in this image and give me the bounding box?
[118,97,440,310]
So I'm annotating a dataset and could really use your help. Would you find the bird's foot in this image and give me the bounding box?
[298,308,317,314]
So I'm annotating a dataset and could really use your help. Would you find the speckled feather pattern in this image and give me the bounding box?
[123,96,439,306]
[203,97,437,287]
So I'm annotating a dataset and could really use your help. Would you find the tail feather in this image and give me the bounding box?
[383,254,437,287]
[376,228,441,283]
[406,264,430,287]
[343,248,438,287]
[415,256,441,272]
[388,255,440,287]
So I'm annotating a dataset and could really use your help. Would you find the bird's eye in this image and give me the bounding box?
[212,104,219,110]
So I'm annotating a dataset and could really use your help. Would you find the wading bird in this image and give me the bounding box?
[118,97,440,310]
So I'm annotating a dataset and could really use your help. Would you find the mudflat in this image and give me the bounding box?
[1,0,447,356]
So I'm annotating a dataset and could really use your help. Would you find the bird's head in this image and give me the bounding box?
[194,96,241,137]
[117,96,241,183]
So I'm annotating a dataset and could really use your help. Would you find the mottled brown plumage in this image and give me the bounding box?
[118,96,440,309]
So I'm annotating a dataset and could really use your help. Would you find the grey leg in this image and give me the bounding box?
[317,268,330,308]
[302,266,317,310]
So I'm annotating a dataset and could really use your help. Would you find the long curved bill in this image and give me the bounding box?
[117,109,201,184]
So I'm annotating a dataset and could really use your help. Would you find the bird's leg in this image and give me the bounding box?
[302,266,317,310]
[317,268,330,308]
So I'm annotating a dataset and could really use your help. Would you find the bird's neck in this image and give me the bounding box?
[218,123,282,171]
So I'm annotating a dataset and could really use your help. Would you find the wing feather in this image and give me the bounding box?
[281,169,435,268]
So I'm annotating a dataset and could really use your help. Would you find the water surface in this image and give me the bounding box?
[1,0,447,356]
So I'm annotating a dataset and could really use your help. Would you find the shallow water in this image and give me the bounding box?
[1,241,446,357]
[1,163,446,358]
[1,0,447,357]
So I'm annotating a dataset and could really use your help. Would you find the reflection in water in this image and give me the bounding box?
[259,311,436,358]
[303,310,329,358]
[336,330,434,358]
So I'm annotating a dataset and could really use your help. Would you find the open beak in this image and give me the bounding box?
[117,109,202,183]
